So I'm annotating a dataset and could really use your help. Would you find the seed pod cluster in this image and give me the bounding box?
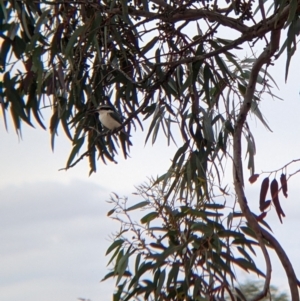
[280,173,288,198]
[257,173,288,223]
[270,179,285,224]
[259,177,269,212]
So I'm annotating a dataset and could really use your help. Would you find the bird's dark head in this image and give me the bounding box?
[87,104,115,115]
[96,104,115,112]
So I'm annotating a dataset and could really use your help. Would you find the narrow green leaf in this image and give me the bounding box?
[21,7,33,40]
[106,239,124,255]
[164,174,180,201]
[101,271,115,282]
[120,0,130,23]
[180,70,193,94]
[12,35,26,59]
[116,253,129,284]
[232,238,259,246]
[192,43,204,82]
[218,230,244,239]
[251,101,272,132]
[9,103,21,132]
[27,81,46,130]
[237,246,253,263]
[205,203,225,209]
[172,141,189,168]
[156,269,166,297]
[50,109,59,151]
[135,253,141,273]
[7,95,32,131]
[34,8,51,34]
[128,262,155,291]
[149,242,166,250]
[0,0,8,22]
[50,23,64,63]
[246,135,255,174]
[145,105,163,144]
[191,222,213,234]
[285,0,298,27]
[64,25,86,56]
[240,226,257,239]
[234,258,265,276]
[66,136,85,168]
[107,245,123,267]
[152,115,162,144]
[203,63,212,103]
[61,116,73,141]
[235,287,247,301]
[285,18,298,81]
[0,38,11,70]
[193,276,202,300]
[224,51,243,74]
[167,263,179,289]
[126,201,149,211]
[140,212,158,224]
[215,54,232,80]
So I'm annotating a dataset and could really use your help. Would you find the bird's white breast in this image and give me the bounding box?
[99,111,121,130]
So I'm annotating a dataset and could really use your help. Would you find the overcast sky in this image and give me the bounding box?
[1,31,300,301]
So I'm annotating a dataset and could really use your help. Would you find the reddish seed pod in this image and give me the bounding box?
[280,173,288,198]
[259,177,269,212]
[270,179,285,223]
[249,174,259,184]
[256,212,267,222]
[260,200,271,212]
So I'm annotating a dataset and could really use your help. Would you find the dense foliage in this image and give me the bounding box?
[1,0,300,300]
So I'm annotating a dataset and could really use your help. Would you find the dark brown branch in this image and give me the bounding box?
[169,9,248,33]
[153,4,291,68]
[232,14,286,301]
[110,6,249,33]
[261,227,300,301]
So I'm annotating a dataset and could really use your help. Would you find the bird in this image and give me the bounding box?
[97,104,124,131]
[95,104,132,158]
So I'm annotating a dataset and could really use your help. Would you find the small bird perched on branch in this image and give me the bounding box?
[96,104,132,158]
[97,104,123,131]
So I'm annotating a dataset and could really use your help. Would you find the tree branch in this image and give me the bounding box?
[261,227,300,301]
[233,20,284,301]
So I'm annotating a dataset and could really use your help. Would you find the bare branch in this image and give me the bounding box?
[232,16,286,301]
[261,228,300,301]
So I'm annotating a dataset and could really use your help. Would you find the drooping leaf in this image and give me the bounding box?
[259,177,269,212]
[270,178,285,223]
[106,239,124,256]
[280,173,288,198]
[66,136,85,168]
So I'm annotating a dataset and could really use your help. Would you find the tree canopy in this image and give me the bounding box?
[238,281,289,301]
[1,0,300,300]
